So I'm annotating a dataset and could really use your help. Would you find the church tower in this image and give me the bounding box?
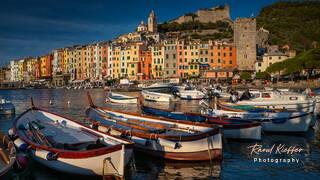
[148,10,158,33]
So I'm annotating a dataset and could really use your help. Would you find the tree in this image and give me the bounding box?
[240,72,252,81]
[255,72,271,79]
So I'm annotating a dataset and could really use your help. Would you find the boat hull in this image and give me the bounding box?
[223,125,261,140]
[86,108,223,161]
[0,109,15,115]
[108,97,137,104]
[261,113,313,132]
[142,106,261,140]
[30,148,133,175]
[141,90,172,102]
[107,93,137,104]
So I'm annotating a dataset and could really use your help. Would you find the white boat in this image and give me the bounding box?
[175,87,205,100]
[87,93,223,161]
[142,82,172,91]
[141,90,177,102]
[200,103,313,133]
[0,99,15,115]
[237,90,316,113]
[107,92,137,104]
[13,99,134,177]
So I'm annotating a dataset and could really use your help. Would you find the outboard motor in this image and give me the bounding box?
[229,94,238,103]
[240,89,251,101]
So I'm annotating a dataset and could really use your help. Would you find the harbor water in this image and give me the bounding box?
[0,89,319,179]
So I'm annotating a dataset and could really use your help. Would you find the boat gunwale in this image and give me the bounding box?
[13,107,134,159]
[141,105,261,130]
[87,107,221,142]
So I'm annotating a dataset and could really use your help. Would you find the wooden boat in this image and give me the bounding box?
[86,93,223,161]
[217,100,284,113]
[107,92,137,104]
[200,102,313,133]
[141,105,261,140]
[141,90,176,102]
[0,131,17,177]
[0,99,15,115]
[12,98,134,177]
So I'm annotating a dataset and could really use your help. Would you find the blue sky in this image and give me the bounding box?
[0,0,295,65]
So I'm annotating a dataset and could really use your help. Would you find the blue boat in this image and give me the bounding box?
[141,105,262,140]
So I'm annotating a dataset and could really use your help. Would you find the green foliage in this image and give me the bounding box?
[256,72,271,79]
[158,20,232,33]
[240,72,252,80]
[266,47,320,75]
[257,1,320,53]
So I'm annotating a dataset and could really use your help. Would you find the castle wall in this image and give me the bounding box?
[170,5,231,24]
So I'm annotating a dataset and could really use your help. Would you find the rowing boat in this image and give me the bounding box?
[200,101,313,133]
[0,131,18,177]
[141,105,261,140]
[12,98,134,177]
[86,93,223,161]
[107,92,138,104]
[141,90,176,102]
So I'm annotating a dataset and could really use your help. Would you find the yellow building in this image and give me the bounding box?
[183,41,200,77]
[151,43,165,79]
[127,43,142,80]
[112,46,121,78]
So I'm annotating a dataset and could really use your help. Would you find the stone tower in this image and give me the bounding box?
[148,10,158,33]
[234,18,257,71]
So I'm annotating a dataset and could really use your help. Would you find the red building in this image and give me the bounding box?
[138,50,152,80]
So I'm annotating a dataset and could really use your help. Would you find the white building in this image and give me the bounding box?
[10,60,19,82]
[255,49,289,72]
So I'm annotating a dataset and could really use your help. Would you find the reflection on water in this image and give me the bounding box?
[0,89,319,179]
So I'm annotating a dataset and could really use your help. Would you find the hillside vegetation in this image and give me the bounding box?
[158,20,233,40]
[257,1,320,52]
[266,47,320,76]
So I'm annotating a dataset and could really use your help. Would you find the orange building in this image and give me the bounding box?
[138,49,152,80]
[208,43,237,70]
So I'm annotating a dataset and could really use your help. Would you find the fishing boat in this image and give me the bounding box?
[0,99,15,115]
[175,86,205,100]
[0,131,18,177]
[12,98,134,177]
[107,92,138,104]
[141,90,177,102]
[236,90,316,112]
[199,101,313,133]
[86,93,223,161]
[141,105,261,140]
[217,100,283,113]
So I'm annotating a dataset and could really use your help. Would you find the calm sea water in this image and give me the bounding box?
[0,89,319,180]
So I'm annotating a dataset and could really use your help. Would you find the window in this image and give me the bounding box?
[173,63,176,67]
[230,53,232,56]
[258,63,261,67]
[211,59,214,63]
[200,58,203,62]
[184,58,187,62]
[166,54,169,59]
[173,54,176,59]
[179,52,182,55]
[190,65,193,69]
[269,57,272,60]
[218,52,221,56]
[269,62,272,66]
[230,60,232,64]
[180,58,182,62]
[223,53,226,57]
[218,59,221,63]
[166,71,169,74]
[173,70,176,74]
[166,63,169,68]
